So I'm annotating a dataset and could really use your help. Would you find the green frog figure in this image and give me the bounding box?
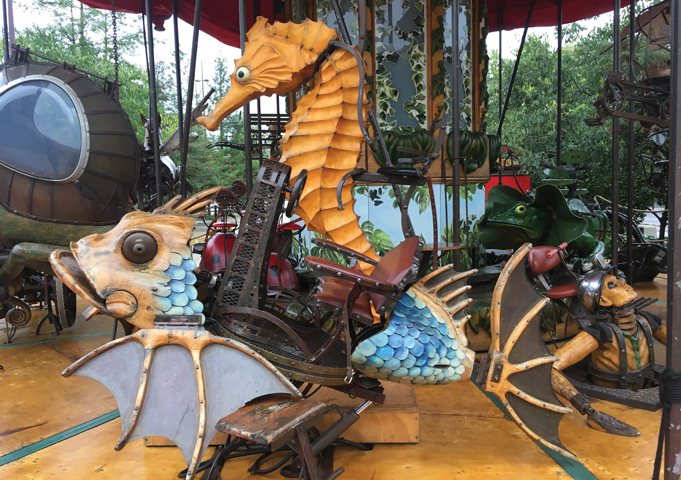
[479,184,609,265]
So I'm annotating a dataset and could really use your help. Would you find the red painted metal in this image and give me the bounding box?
[484,175,531,198]
[267,253,300,292]
[199,231,236,273]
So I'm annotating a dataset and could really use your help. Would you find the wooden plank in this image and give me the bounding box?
[312,383,418,444]
[147,383,419,447]
[0,343,117,457]
[1,410,569,479]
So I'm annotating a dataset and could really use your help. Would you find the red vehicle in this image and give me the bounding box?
[195,181,302,292]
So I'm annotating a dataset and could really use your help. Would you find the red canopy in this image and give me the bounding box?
[79,0,281,48]
[83,0,631,46]
[486,0,633,32]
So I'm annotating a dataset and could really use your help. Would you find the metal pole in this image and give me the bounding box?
[497,0,535,136]
[497,2,503,185]
[611,0,620,275]
[6,0,13,47]
[180,0,203,200]
[451,0,460,269]
[257,98,264,165]
[498,8,502,130]
[556,0,562,165]
[239,0,253,196]
[2,0,9,63]
[664,0,681,475]
[144,0,163,207]
[626,0,635,285]
[172,0,186,197]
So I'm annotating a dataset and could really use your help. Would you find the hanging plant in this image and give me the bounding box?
[488,134,501,173]
[373,126,437,167]
[445,130,488,173]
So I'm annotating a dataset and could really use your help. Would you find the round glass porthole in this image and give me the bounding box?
[0,76,88,182]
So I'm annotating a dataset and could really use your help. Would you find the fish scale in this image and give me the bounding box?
[156,255,205,323]
[352,290,468,385]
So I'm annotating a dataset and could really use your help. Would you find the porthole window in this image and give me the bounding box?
[0,77,88,182]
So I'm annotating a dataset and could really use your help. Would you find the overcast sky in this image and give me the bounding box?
[8,0,617,114]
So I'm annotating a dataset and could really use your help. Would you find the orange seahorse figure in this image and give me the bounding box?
[197,17,378,270]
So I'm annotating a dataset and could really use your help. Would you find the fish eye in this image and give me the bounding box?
[122,232,158,264]
[235,66,251,84]
[607,281,617,289]
[515,204,527,214]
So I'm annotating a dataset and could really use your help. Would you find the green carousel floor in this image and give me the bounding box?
[0,274,669,479]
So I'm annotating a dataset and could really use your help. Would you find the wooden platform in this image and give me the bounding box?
[145,382,419,447]
[0,275,670,479]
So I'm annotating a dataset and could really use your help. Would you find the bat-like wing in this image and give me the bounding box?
[63,329,300,480]
[480,243,574,458]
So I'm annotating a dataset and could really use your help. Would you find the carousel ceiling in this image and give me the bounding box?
[482,0,633,32]
[78,0,282,48]
[80,0,634,46]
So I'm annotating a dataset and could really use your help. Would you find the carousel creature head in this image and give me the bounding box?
[577,270,638,313]
[198,17,339,130]
[479,184,588,250]
[49,188,223,329]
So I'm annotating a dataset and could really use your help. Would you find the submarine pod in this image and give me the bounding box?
[0,53,140,236]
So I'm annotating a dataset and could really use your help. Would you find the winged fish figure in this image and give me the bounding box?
[50,190,302,480]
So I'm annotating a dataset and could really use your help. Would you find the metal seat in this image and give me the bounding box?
[305,237,423,323]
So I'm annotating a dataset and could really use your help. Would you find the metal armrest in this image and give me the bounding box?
[311,238,378,266]
[303,256,399,294]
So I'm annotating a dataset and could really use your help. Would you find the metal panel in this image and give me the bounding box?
[201,343,298,460]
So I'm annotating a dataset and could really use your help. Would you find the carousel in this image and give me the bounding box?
[0,0,680,479]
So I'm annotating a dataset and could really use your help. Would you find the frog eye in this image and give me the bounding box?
[607,281,617,289]
[122,232,158,264]
[515,204,527,214]
[235,66,251,84]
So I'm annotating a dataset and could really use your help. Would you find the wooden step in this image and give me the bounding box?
[144,382,418,448]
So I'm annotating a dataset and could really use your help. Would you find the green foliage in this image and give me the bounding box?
[17,0,252,194]
[486,11,668,216]
[361,221,394,256]
[388,186,430,214]
[440,214,482,270]
[309,233,349,266]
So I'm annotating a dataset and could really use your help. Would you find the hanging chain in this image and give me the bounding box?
[111,0,119,85]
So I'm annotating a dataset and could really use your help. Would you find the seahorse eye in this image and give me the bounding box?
[235,66,251,84]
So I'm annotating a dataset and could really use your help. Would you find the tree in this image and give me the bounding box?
[485,7,669,218]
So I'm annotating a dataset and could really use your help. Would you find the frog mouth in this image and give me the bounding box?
[486,220,541,235]
[49,249,109,320]
[487,220,532,229]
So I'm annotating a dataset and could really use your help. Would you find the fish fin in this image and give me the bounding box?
[480,243,575,459]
